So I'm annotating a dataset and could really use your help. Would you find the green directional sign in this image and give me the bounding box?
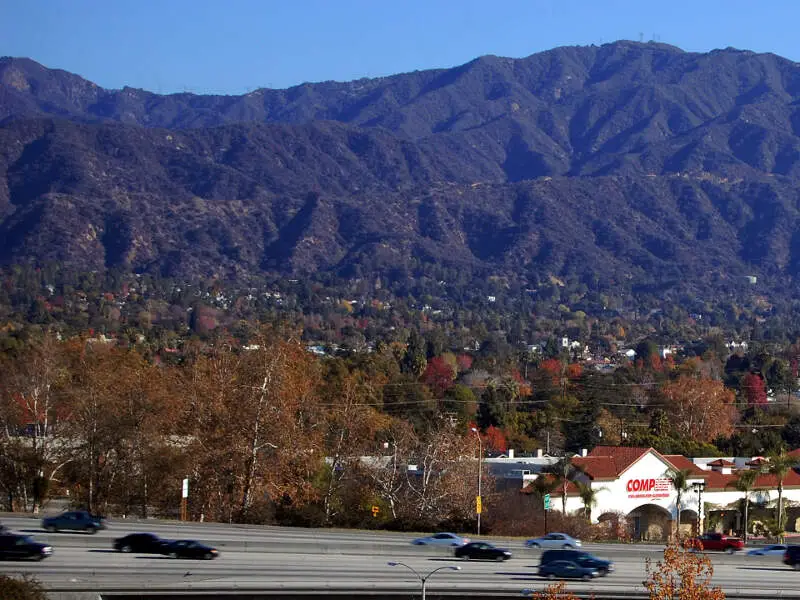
[543,494,551,511]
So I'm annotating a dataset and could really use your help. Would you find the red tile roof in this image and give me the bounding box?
[521,474,580,496]
[703,468,800,491]
[707,459,736,467]
[663,454,707,477]
[571,456,621,480]
[588,446,651,473]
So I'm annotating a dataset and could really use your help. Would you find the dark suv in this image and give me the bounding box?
[540,549,614,576]
[783,546,800,569]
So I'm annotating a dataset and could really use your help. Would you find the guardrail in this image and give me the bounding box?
[41,585,800,600]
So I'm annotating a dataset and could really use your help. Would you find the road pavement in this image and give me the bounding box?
[0,515,799,598]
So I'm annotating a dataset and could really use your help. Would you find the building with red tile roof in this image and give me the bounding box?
[509,446,800,542]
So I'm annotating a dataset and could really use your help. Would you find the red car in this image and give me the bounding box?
[692,532,744,553]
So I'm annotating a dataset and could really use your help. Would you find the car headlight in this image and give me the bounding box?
[42,546,53,553]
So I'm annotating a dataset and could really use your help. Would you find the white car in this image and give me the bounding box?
[411,532,470,546]
[525,532,582,549]
[747,544,787,556]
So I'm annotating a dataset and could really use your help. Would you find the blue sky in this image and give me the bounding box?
[3,0,799,94]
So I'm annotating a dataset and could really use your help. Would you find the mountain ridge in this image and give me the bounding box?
[3,41,800,311]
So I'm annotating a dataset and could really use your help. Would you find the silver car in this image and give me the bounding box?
[411,532,470,546]
[525,532,582,549]
[747,544,787,556]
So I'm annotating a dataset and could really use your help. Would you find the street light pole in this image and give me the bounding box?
[387,562,461,600]
[471,427,482,536]
[693,481,706,535]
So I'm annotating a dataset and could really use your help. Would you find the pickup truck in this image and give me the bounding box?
[691,532,744,553]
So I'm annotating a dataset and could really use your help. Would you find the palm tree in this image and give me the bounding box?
[576,481,606,522]
[730,469,758,543]
[666,468,693,539]
[768,452,796,533]
[529,474,557,534]
[550,456,573,514]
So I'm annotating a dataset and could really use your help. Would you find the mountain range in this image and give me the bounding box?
[3,40,800,305]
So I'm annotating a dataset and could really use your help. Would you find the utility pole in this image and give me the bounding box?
[471,428,483,536]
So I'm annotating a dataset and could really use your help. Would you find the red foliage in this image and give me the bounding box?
[539,359,562,385]
[742,372,768,406]
[456,354,473,372]
[483,425,507,453]
[566,363,582,379]
[649,354,663,372]
[423,356,456,397]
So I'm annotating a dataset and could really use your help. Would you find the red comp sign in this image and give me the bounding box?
[626,477,670,499]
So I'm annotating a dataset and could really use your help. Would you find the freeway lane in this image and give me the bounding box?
[1,516,800,598]
[0,515,668,556]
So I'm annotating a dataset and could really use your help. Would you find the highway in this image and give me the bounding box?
[1,515,800,599]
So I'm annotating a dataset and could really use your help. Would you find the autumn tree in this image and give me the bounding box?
[741,372,767,407]
[422,356,456,397]
[181,328,324,523]
[643,540,725,600]
[59,340,134,514]
[319,360,390,524]
[0,332,67,512]
[401,424,481,525]
[661,376,738,440]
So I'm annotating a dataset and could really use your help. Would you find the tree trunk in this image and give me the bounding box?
[743,496,749,543]
[241,375,270,516]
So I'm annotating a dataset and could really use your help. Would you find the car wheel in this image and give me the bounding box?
[495,556,504,562]
[45,525,56,533]
[563,544,573,549]
[529,543,540,549]
[413,541,425,545]
[120,545,132,553]
[451,542,459,547]
[547,573,556,580]
[599,568,608,576]
[582,574,591,581]
[86,526,97,534]
[35,554,46,561]
[726,547,735,555]
[169,552,178,559]
[793,563,800,571]
[204,552,213,560]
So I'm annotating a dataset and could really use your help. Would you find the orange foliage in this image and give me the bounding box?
[524,581,580,600]
[662,376,738,440]
[644,539,726,600]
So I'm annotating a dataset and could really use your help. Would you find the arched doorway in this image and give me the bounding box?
[628,504,672,542]
[679,508,699,537]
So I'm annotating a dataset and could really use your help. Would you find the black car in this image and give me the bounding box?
[0,534,53,561]
[783,545,800,569]
[42,510,106,534]
[540,549,614,576]
[161,540,218,559]
[539,559,600,581]
[454,542,512,561]
[114,533,169,553]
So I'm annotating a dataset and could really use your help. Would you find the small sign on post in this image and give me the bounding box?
[371,505,380,517]
[476,495,482,515]
[180,478,189,521]
[543,493,551,511]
